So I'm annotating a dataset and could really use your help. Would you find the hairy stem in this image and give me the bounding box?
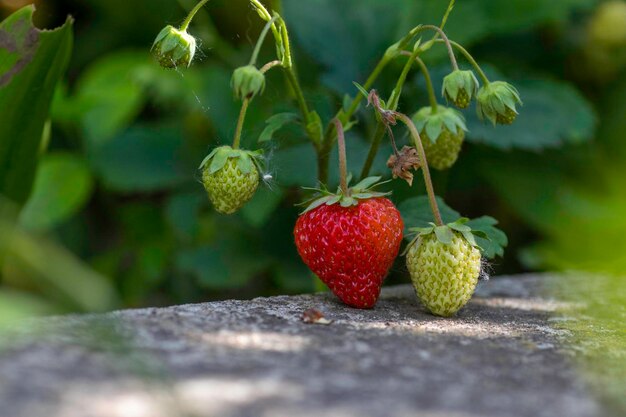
[232,98,250,150]
[249,16,278,66]
[421,25,458,71]
[180,0,211,31]
[395,112,444,226]
[333,119,349,196]
[441,39,490,85]
[260,60,282,73]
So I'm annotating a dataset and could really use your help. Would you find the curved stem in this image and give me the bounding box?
[249,15,278,66]
[232,98,250,150]
[249,0,282,48]
[260,60,282,73]
[421,25,458,71]
[441,39,490,85]
[401,52,438,112]
[395,112,444,226]
[333,119,349,196]
[180,0,211,31]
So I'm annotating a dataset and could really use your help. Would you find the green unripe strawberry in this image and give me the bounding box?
[442,70,480,109]
[422,128,465,171]
[151,25,196,69]
[200,146,263,214]
[413,106,467,170]
[476,81,522,126]
[405,221,482,317]
[231,65,266,100]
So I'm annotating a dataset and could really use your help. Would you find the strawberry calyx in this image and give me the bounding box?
[199,145,263,176]
[300,175,391,213]
[403,217,489,254]
[412,105,467,144]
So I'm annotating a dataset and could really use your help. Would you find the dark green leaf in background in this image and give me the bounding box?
[90,125,192,193]
[466,79,597,150]
[19,153,94,231]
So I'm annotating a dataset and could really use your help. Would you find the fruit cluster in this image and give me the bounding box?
[151,0,521,316]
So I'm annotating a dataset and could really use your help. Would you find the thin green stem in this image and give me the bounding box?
[401,51,438,112]
[232,98,250,150]
[180,0,211,31]
[249,16,278,66]
[441,39,490,85]
[395,112,443,226]
[249,0,282,48]
[421,25,458,70]
[333,119,349,196]
[389,45,421,109]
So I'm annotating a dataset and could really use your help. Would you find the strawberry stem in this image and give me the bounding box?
[260,60,281,73]
[232,98,250,150]
[421,25,459,71]
[395,112,444,226]
[180,0,211,32]
[333,119,350,196]
[249,15,279,66]
[441,39,491,86]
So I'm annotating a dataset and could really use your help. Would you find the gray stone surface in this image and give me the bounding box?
[0,275,606,417]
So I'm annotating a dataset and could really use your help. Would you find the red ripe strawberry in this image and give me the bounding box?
[294,181,403,309]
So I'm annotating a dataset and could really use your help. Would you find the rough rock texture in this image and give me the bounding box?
[0,275,606,417]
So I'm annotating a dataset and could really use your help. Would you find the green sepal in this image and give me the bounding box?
[412,106,467,144]
[299,175,391,214]
[353,82,369,99]
[476,81,523,126]
[199,146,263,175]
[442,70,479,103]
[406,217,489,251]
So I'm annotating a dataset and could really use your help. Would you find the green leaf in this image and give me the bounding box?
[259,113,299,143]
[398,196,460,231]
[466,78,596,150]
[175,243,269,290]
[241,187,285,228]
[165,191,204,242]
[90,125,190,193]
[19,153,94,231]
[466,216,509,259]
[0,6,73,206]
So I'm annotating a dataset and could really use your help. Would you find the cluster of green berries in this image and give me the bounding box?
[412,70,522,172]
[148,1,514,317]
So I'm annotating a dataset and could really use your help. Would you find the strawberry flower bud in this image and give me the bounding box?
[151,25,196,69]
[476,81,523,125]
[231,65,266,100]
[441,70,480,109]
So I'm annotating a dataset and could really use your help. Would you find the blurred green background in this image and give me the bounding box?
[1,0,626,319]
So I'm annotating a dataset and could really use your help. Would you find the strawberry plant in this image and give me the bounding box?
[151,0,515,314]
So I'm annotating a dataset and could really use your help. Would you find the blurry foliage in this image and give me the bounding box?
[1,0,626,320]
